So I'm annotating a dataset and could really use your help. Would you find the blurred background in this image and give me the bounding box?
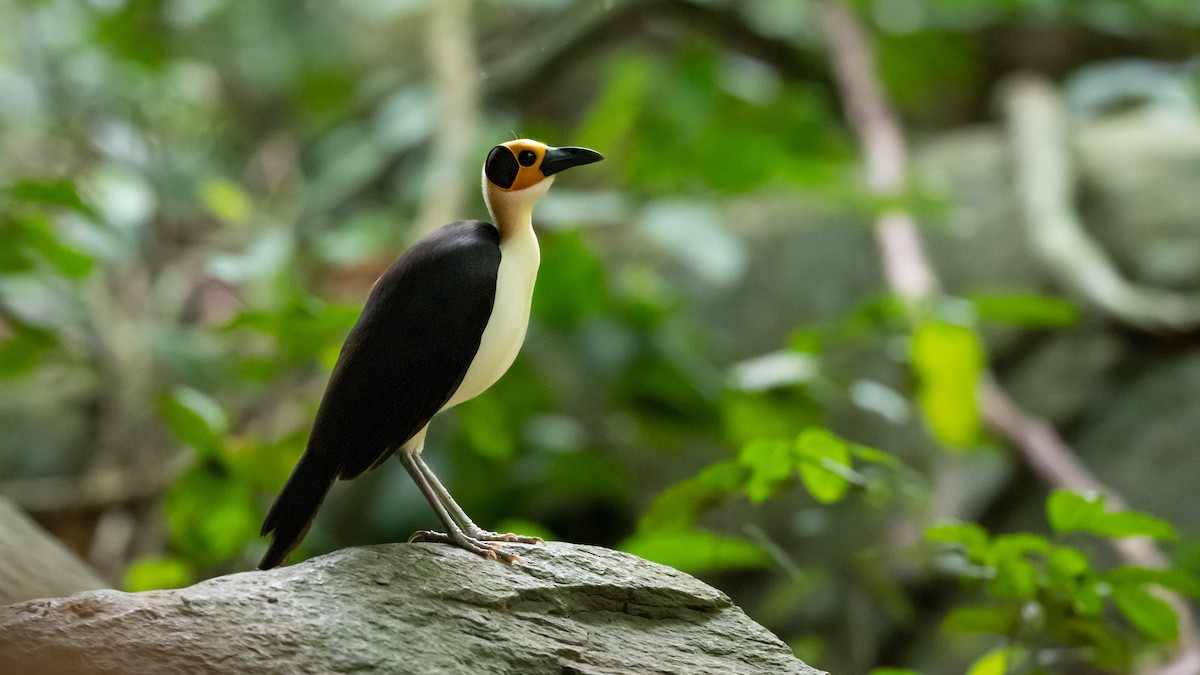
[2,0,1199,673]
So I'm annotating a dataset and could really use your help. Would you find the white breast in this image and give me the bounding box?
[442,226,539,410]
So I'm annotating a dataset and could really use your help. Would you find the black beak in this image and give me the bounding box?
[540,146,604,177]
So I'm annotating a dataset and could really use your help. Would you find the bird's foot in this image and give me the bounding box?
[408,529,522,564]
[468,529,545,546]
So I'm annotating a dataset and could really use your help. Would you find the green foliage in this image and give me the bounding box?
[638,460,748,533]
[531,230,610,330]
[199,178,252,226]
[741,439,795,503]
[910,321,985,448]
[1047,490,1177,541]
[964,648,1022,675]
[158,385,291,565]
[1110,585,1178,641]
[124,556,195,593]
[632,423,895,576]
[578,48,848,194]
[455,395,517,462]
[969,293,1080,329]
[160,387,229,458]
[0,177,99,377]
[0,214,94,279]
[165,462,260,564]
[225,296,361,377]
[5,179,99,221]
[739,428,857,505]
[795,428,854,504]
[619,529,772,574]
[928,492,1191,670]
[0,321,57,378]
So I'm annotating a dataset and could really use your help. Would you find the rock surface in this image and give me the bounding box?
[0,542,821,675]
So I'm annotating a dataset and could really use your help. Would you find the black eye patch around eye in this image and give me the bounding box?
[485,146,519,189]
[517,149,537,167]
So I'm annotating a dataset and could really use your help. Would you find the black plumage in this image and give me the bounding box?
[258,220,502,570]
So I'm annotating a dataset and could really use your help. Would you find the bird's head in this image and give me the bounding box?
[482,139,602,233]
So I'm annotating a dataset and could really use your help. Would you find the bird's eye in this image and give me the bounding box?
[517,150,537,167]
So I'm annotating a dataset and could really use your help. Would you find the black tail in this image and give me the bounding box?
[258,451,338,570]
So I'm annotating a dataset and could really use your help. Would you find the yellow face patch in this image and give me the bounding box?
[484,139,549,192]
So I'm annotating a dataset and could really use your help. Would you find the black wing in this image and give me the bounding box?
[258,220,501,569]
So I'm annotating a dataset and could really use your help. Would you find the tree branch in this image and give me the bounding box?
[814,0,937,306]
[1004,74,1200,332]
[413,0,481,237]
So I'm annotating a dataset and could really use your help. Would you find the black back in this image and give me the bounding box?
[258,220,502,568]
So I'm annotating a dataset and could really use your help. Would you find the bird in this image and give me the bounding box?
[257,140,603,569]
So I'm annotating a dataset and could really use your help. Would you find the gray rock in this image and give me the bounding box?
[1076,352,1200,531]
[0,542,821,675]
[1077,110,1200,289]
[1003,331,1124,425]
[915,126,1048,295]
[0,496,108,605]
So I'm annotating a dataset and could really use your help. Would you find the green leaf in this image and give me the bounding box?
[17,215,94,277]
[1047,490,1104,533]
[992,533,1052,557]
[1056,617,1133,668]
[942,605,1017,634]
[638,460,746,533]
[1048,545,1091,579]
[1047,490,1176,541]
[984,535,1051,602]
[618,529,771,574]
[1107,566,1200,597]
[6,178,97,218]
[739,438,794,503]
[795,427,852,504]
[160,386,228,456]
[224,430,306,493]
[966,647,1023,675]
[910,322,985,448]
[199,178,251,225]
[0,215,93,278]
[226,297,360,368]
[1090,511,1177,541]
[0,323,56,377]
[1073,580,1105,616]
[456,395,515,461]
[849,444,899,467]
[970,292,1079,328]
[926,522,990,558]
[531,231,610,330]
[0,228,36,273]
[30,232,94,277]
[991,551,1038,599]
[722,389,820,447]
[1111,584,1179,641]
[577,55,654,160]
[165,463,259,563]
[124,556,195,592]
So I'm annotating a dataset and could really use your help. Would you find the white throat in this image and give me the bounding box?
[483,171,553,241]
[441,176,546,410]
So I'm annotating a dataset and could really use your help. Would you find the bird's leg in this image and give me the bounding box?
[398,452,519,563]
[413,454,544,545]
